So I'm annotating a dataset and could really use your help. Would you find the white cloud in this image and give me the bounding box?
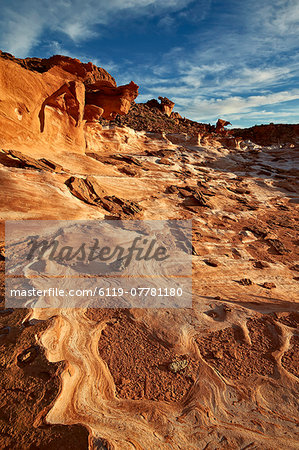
[173,90,299,122]
[1,0,298,127]
[158,15,176,29]
[63,22,97,42]
[125,0,299,125]
[1,9,44,57]
[238,109,299,119]
[0,0,194,57]
[259,0,299,35]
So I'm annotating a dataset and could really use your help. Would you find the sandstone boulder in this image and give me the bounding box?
[215,119,232,133]
[146,96,175,117]
[171,111,182,120]
[158,96,175,116]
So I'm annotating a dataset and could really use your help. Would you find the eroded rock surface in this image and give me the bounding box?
[215,118,232,133]
[146,96,175,117]
[0,51,116,85]
[86,80,139,120]
[0,52,138,156]
[0,52,299,450]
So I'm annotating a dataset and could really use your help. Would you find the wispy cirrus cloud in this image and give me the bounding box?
[0,0,194,57]
[174,90,299,119]
[119,0,299,126]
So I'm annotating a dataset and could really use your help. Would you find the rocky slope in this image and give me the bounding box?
[0,53,299,449]
[99,101,212,135]
[101,99,299,147]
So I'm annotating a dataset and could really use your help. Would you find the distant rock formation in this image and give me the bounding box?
[158,96,175,116]
[171,111,183,120]
[215,119,232,133]
[103,101,210,135]
[146,96,175,116]
[0,52,138,155]
[232,123,299,146]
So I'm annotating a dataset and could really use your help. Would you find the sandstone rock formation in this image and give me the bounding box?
[0,51,116,85]
[158,96,175,116]
[85,80,139,120]
[0,52,138,156]
[216,118,232,133]
[146,96,175,116]
[103,101,212,134]
[100,101,299,146]
[0,52,299,449]
[171,111,183,120]
[232,122,299,146]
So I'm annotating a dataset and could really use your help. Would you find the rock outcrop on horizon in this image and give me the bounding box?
[146,96,175,116]
[101,100,299,146]
[233,122,299,146]
[158,96,175,116]
[216,118,232,133]
[0,51,117,85]
[0,52,298,450]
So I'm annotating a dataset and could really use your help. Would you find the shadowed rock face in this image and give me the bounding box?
[232,123,299,146]
[158,96,175,116]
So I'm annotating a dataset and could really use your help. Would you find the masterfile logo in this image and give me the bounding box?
[5,220,192,308]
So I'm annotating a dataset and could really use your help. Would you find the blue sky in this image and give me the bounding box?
[0,0,298,128]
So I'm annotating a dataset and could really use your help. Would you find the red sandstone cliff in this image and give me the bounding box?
[0,52,138,156]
